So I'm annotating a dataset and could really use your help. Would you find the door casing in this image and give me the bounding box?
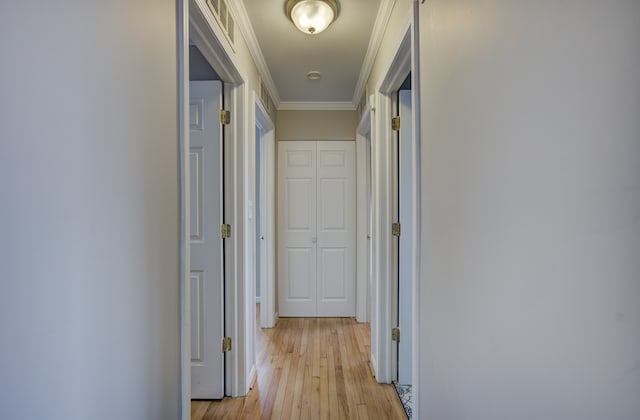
[254,94,276,329]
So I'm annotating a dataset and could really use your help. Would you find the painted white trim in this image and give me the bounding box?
[356,110,373,323]
[227,0,281,107]
[222,80,249,397]
[226,0,395,110]
[247,365,257,391]
[410,1,422,416]
[371,90,394,384]
[278,101,356,111]
[178,1,190,418]
[372,16,414,385]
[190,0,251,399]
[254,92,277,329]
[352,0,397,107]
[190,0,243,83]
[371,353,379,380]
[377,18,412,93]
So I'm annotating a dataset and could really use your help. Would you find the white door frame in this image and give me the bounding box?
[179,1,252,417]
[253,94,276,329]
[356,110,373,323]
[396,88,414,384]
[372,11,421,398]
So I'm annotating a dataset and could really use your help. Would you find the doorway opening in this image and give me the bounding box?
[188,44,225,400]
[391,73,414,418]
[254,96,275,330]
[180,1,250,415]
[356,107,374,325]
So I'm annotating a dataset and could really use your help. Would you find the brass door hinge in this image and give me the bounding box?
[220,109,231,125]
[391,116,401,131]
[221,223,231,239]
[392,327,400,342]
[222,337,232,352]
[392,222,401,237]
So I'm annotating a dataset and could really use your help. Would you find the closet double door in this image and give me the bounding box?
[278,141,356,317]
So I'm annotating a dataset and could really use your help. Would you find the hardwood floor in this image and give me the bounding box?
[192,315,407,419]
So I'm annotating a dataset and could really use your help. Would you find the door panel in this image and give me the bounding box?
[286,248,315,299]
[287,178,315,230]
[278,142,317,317]
[316,141,356,316]
[278,141,355,317]
[318,248,346,298]
[189,80,224,399]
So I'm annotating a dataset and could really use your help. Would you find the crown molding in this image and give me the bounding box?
[351,0,396,107]
[227,0,393,111]
[278,101,357,111]
[227,0,281,107]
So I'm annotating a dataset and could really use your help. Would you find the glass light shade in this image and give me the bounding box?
[289,0,337,35]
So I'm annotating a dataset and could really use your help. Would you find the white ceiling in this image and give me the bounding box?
[239,0,388,110]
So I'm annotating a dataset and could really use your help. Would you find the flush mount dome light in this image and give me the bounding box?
[286,0,339,35]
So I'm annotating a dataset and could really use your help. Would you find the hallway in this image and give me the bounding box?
[192,314,406,419]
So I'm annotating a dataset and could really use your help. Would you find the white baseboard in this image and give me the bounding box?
[247,364,257,390]
[371,354,379,381]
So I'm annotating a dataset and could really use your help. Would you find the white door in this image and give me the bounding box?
[278,141,356,317]
[397,89,413,384]
[278,142,317,317]
[189,80,224,399]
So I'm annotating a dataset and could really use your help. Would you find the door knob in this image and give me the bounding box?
[311,237,317,244]
[260,236,264,240]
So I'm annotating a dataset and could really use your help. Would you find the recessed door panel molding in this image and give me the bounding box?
[318,248,347,299]
[190,272,204,362]
[286,248,315,300]
[319,178,347,231]
[287,150,313,167]
[190,150,204,241]
[319,150,345,167]
[278,141,355,317]
[190,99,204,131]
[287,178,314,230]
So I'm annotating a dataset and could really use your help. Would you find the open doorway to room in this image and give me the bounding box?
[357,104,374,325]
[391,73,415,417]
[254,96,275,330]
[180,0,250,415]
[188,44,226,400]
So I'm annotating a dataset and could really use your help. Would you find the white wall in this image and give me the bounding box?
[418,1,640,419]
[0,1,181,419]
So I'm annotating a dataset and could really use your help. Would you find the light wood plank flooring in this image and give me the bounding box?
[192,315,406,419]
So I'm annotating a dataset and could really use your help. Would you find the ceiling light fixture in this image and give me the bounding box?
[285,0,339,35]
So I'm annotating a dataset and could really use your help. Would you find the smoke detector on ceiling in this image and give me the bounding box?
[307,71,322,80]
